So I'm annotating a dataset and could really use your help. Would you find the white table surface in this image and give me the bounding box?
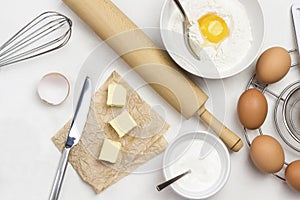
[1,0,300,199]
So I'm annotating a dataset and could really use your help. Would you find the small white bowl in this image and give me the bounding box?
[160,0,265,79]
[162,131,230,199]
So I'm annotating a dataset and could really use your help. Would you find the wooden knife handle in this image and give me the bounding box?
[198,108,243,152]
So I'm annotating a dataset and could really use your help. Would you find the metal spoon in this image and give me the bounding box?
[156,169,191,191]
[172,0,200,60]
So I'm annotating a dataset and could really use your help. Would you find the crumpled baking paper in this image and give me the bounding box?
[52,71,169,193]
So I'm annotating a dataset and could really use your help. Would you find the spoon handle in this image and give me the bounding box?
[173,0,187,18]
[172,0,190,25]
[156,170,191,191]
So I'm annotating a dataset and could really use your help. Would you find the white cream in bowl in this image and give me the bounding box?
[169,140,222,192]
[163,132,230,199]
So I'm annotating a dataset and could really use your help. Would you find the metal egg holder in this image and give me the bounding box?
[242,47,300,191]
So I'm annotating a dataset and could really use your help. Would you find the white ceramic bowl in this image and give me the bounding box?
[162,131,230,199]
[160,0,265,79]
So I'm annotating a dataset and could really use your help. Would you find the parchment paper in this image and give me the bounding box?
[52,71,169,193]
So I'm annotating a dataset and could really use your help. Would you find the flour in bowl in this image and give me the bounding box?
[169,0,253,69]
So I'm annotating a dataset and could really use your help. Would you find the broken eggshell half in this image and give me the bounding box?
[37,72,70,105]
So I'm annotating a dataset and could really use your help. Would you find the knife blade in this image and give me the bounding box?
[49,77,92,200]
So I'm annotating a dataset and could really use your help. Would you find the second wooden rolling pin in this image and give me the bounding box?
[63,0,243,151]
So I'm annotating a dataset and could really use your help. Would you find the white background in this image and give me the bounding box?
[0,0,300,199]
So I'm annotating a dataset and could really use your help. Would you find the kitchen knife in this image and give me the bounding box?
[49,77,92,200]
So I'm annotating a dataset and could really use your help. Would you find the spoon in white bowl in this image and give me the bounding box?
[156,169,191,191]
[172,0,200,60]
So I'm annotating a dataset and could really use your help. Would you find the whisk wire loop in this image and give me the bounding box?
[0,11,72,67]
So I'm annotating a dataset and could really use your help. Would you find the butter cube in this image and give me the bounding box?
[109,111,137,138]
[106,83,127,107]
[99,139,121,163]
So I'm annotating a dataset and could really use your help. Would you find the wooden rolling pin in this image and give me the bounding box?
[63,0,243,151]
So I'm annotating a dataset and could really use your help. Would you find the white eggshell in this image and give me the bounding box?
[37,73,70,105]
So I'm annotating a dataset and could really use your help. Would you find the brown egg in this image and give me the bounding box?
[256,47,291,84]
[285,160,300,191]
[250,135,285,173]
[237,88,268,129]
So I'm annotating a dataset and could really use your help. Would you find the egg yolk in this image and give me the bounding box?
[198,13,229,44]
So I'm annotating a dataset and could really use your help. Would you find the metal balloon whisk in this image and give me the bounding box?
[0,11,72,67]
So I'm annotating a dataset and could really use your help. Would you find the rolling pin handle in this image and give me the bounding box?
[198,108,243,152]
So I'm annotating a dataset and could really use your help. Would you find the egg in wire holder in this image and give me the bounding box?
[241,47,300,192]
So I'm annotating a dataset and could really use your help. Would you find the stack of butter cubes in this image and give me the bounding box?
[98,83,137,163]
